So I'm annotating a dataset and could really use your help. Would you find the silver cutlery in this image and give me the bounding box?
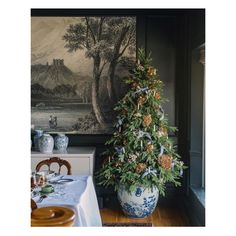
[49,175,64,184]
[37,195,47,203]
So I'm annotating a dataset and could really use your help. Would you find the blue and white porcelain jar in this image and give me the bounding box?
[33,130,43,151]
[117,185,159,218]
[54,133,69,151]
[38,133,54,154]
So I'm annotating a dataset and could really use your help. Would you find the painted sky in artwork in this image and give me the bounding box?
[31,17,92,75]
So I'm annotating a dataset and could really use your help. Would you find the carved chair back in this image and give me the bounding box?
[35,157,72,175]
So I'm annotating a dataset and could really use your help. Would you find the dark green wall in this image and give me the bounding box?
[190,52,204,187]
[145,16,176,126]
[31,9,205,210]
[186,10,205,226]
[188,10,205,188]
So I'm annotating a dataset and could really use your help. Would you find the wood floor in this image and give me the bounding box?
[100,205,190,226]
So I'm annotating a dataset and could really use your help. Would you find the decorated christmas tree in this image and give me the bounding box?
[96,48,186,197]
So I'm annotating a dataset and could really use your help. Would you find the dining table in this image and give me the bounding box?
[31,175,102,227]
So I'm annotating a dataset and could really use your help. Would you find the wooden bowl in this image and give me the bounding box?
[31,206,75,227]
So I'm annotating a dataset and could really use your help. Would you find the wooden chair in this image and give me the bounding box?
[31,206,75,227]
[35,157,72,175]
[31,199,38,211]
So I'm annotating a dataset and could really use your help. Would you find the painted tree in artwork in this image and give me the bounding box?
[63,17,108,127]
[105,17,136,104]
[63,17,135,127]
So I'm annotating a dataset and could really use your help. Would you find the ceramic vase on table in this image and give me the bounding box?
[38,133,54,154]
[54,133,69,151]
[33,130,43,151]
[117,185,159,218]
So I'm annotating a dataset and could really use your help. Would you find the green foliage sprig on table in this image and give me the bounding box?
[96,48,187,196]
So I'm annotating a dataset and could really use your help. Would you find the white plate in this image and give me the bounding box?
[50,178,74,184]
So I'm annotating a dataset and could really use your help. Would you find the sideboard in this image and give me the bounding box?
[31,147,96,176]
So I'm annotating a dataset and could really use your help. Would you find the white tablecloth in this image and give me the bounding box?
[32,175,102,227]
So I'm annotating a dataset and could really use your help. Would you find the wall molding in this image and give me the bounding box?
[184,188,205,226]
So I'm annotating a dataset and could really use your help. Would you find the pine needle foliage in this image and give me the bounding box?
[96,48,187,196]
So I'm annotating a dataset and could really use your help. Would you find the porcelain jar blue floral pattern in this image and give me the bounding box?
[33,130,43,151]
[38,134,54,154]
[117,185,159,218]
[54,133,68,151]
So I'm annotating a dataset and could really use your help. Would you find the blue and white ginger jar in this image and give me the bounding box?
[54,133,68,151]
[38,133,54,154]
[33,130,43,151]
[117,185,159,218]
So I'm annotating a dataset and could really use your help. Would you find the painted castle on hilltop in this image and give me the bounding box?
[44,59,64,67]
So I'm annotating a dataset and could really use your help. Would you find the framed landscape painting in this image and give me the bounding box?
[31,16,136,134]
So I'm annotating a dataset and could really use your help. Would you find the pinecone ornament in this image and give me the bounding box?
[146,143,154,153]
[138,96,146,106]
[157,127,168,137]
[155,92,161,100]
[147,67,157,77]
[135,163,147,173]
[115,160,123,167]
[132,82,139,89]
[143,114,152,126]
[158,154,173,170]
[137,64,145,71]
